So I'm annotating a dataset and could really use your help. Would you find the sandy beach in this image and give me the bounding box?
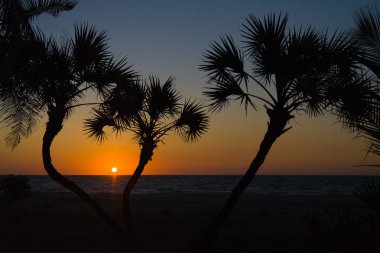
[0,192,375,253]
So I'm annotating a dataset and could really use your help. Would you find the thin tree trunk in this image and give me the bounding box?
[198,107,293,244]
[123,141,154,243]
[42,109,126,238]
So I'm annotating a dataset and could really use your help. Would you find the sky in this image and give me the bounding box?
[1,0,380,175]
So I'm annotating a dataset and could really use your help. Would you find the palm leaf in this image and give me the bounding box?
[242,13,288,80]
[146,76,181,119]
[284,27,327,115]
[0,93,42,149]
[24,0,77,20]
[71,24,110,75]
[353,3,380,77]
[352,94,380,156]
[104,79,144,122]
[200,35,247,84]
[291,30,362,116]
[322,31,360,80]
[332,74,375,128]
[84,108,119,142]
[286,27,324,78]
[203,73,254,112]
[175,100,209,142]
[82,56,138,98]
[0,0,76,38]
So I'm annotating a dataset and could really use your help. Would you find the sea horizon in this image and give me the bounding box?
[11,174,379,195]
[2,174,380,176]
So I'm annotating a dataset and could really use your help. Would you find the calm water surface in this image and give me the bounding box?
[27,175,380,195]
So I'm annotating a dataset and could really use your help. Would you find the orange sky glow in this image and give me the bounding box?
[1,104,379,175]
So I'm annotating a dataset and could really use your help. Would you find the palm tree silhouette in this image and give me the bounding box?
[352,3,380,79]
[0,0,77,38]
[338,4,380,159]
[0,0,77,147]
[85,75,208,242]
[199,13,370,241]
[0,25,136,236]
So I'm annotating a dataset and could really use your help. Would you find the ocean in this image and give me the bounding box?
[26,175,380,195]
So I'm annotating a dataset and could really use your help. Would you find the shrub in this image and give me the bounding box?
[353,179,380,215]
[305,180,380,252]
[0,175,31,199]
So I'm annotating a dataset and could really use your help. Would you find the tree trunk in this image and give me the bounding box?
[199,107,293,243]
[42,109,126,238]
[123,141,154,244]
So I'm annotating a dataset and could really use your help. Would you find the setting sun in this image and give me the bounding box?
[111,167,118,173]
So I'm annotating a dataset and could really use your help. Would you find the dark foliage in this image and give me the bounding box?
[0,174,31,199]
[305,180,380,253]
[339,4,380,158]
[0,0,77,38]
[85,75,209,147]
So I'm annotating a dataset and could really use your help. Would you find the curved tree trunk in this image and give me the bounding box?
[42,109,126,238]
[123,141,154,243]
[198,107,293,244]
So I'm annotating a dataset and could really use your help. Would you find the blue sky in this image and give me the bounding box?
[35,0,370,98]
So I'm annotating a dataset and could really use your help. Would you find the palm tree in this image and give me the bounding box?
[359,100,380,158]
[0,25,136,236]
[198,13,369,241]
[0,0,77,39]
[0,0,77,148]
[85,75,208,241]
[352,3,380,78]
[337,3,380,159]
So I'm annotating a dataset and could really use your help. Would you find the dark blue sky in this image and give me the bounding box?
[35,0,371,97]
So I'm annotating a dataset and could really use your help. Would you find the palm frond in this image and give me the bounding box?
[43,37,72,84]
[71,24,110,74]
[203,74,254,112]
[242,13,288,80]
[286,27,324,78]
[0,0,76,38]
[84,73,208,157]
[353,3,380,77]
[200,35,247,84]
[131,125,146,145]
[83,56,138,98]
[146,76,181,118]
[290,30,362,116]
[284,27,328,115]
[175,100,209,142]
[332,74,375,128]
[84,108,119,142]
[0,93,42,149]
[328,32,360,78]
[0,1,33,37]
[24,0,77,20]
[104,79,144,123]
[0,31,49,90]
[289,77,326,116]
[350,93,380,156]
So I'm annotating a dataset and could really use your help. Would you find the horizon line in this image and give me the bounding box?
[1,174,380,176]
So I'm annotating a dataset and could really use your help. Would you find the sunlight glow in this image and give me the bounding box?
[111,167,118,173]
